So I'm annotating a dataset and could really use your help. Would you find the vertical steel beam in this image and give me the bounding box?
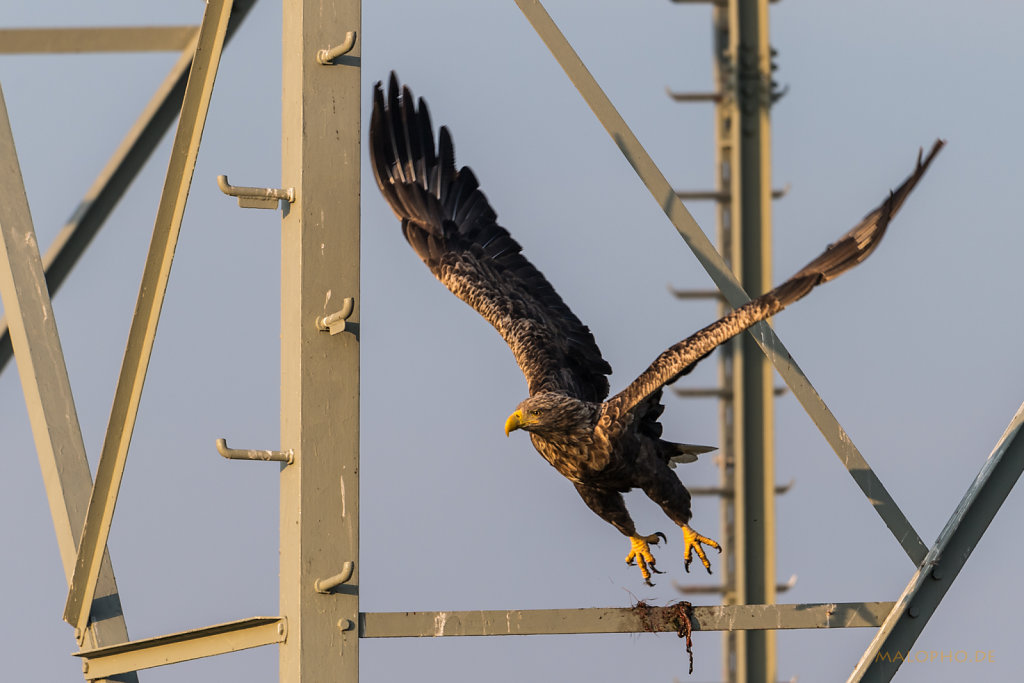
[730,1,776,681]
[0,0,255,378]
[0,85,137,683]
[710,5,741,679]
[849,402,1024,682]
[279,0,360,680]
[64,0,234,637]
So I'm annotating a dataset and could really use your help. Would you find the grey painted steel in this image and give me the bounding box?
[849,402,1024,682]
[0,0,256,377]
[74,617,286,680]
[278,0,361,680]
[674,187,788,202]
[709,8,740,677]
[513,0,928,566]
[669,287,724,301]
[315,296,356,335]
[314,562,355,594]
[216,438,294,464]
[733,1,777,680]
[689,479,793,497]
[675,573,797,595]
[216,174,295,209]
[666,89,723,102]
[672,386,786,399]
[360,602,894,638]
[0,85,138,683]
[316,30,357,64]
[64,0,235,636]
[0,26,199,53]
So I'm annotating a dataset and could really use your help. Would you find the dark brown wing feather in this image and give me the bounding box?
[370,73,612,401]
[607,140,945,416]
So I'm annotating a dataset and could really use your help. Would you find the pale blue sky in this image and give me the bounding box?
[1,1,1022,681]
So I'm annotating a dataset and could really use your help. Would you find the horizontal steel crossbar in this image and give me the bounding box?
[71,602,889,678]
[360,602,894,638]
[74,617,285,680]
[0,26,199,54]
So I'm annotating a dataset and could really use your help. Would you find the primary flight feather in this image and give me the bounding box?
[370,72,942,584]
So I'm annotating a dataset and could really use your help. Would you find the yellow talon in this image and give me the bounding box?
[625,533,666,585]
[682,524,721,574]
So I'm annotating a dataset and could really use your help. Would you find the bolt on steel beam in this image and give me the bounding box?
[513,0,929,567]
[0,84,138,683]
[63,0,235,637]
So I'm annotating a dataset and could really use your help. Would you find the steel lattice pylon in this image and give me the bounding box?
[0,1,1020,681]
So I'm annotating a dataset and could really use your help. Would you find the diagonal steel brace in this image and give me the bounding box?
[0,1,257,377]
[849,401,1024,681]
[63,0,236,638]
[514,0,928,565]
[0,85,138,682]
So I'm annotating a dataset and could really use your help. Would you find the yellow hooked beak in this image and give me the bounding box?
[504,409,524,437]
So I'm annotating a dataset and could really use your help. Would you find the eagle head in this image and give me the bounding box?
[504,392,596,438]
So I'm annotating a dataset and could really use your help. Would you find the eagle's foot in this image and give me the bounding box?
[682,524,721,574]
[626,532,667,586]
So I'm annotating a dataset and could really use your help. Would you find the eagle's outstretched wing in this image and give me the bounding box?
[607,140,945,416]
[370,73,612,401]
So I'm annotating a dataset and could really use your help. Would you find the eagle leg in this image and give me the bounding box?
[625,532,667,586]
[682,524,721,574]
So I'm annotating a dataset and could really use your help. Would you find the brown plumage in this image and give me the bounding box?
[370,72,943,583]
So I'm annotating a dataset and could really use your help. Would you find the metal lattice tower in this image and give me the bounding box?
[2,1,1024,681]
[670,1,784,679]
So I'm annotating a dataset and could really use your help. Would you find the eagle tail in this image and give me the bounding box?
[666,442,717,468]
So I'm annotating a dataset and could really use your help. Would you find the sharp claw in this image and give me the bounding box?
[628,535,663,584]
[654,531,667,545]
